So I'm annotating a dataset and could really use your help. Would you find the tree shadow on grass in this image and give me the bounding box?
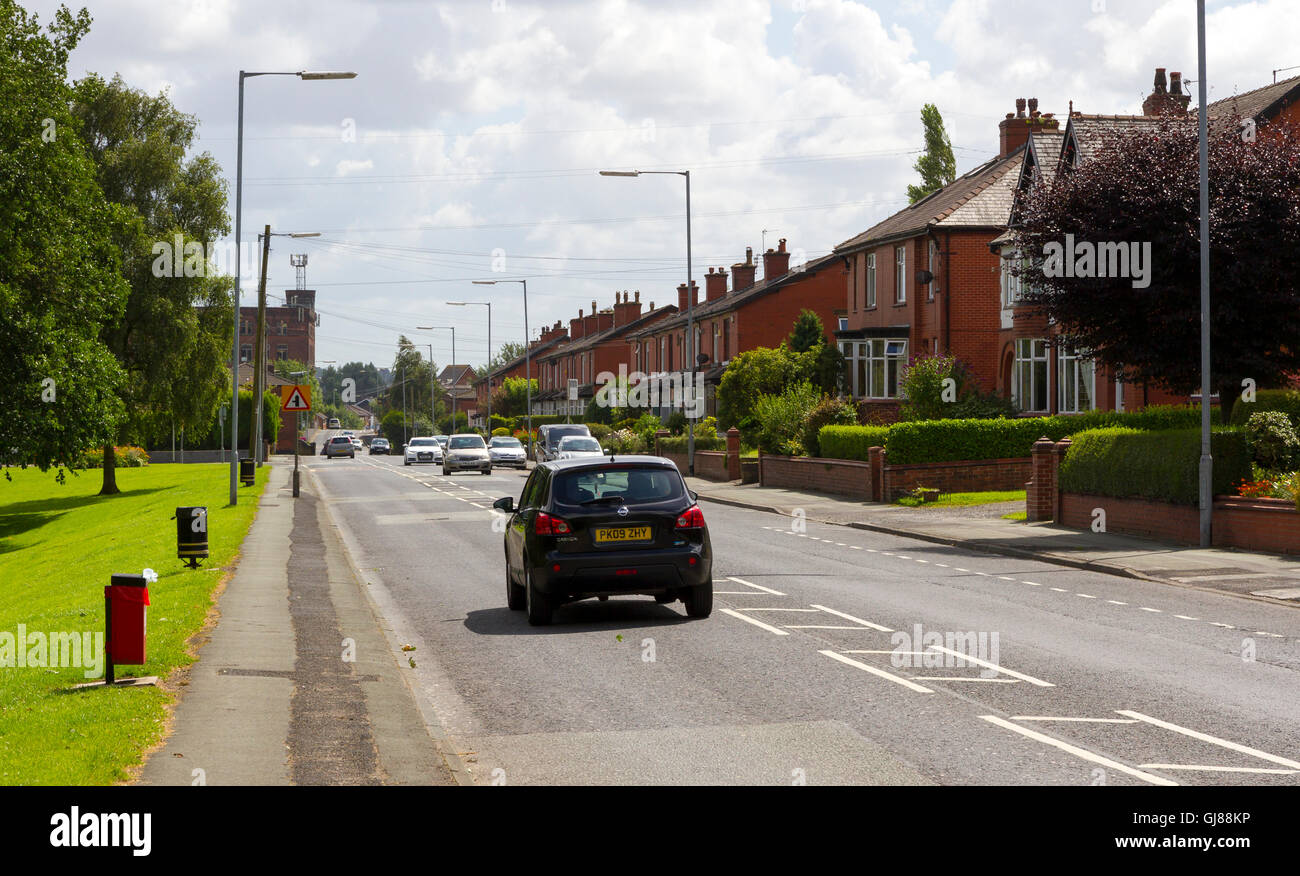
[0,486,172,552]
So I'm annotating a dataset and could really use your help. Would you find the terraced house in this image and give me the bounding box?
[624,239,846,417]
[532,291,677,417]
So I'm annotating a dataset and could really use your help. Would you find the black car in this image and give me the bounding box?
[369,437,390,455]
[493,456,712,626]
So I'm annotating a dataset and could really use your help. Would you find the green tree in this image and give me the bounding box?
[69,72,234,493]
[482,341,526,376]
[384,337,443,423]
[716,345,811,442]
[492,376,537,418]
[788,309,825,353]
[907,103,957,204]
[0,2,129,478]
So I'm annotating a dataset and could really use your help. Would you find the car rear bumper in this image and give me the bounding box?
[532,543,710,598]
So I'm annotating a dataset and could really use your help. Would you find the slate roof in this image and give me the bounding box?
[1061,115,1169,166]
[1202,74,1300,125]
[534,304,678,361]
[835,151,1025,253]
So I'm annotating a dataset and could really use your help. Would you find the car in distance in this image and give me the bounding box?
[556,435,606,460]
[350,437,363,451]
[327,417,341,429]
[443,433,491,475]
[324,435,356,459]
[488,435,527,468]
[404,436,443,466]
[369,437,390,455]
[494,456,712,625]
[535,424,592,463]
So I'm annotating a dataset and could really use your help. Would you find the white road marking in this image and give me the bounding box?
[1138,607,1162,613]
[915,559,929,564]
[1076,593,1096,599]
[735,607,820,612]
[953,567,968,572]
[850,546,863,550]
[925,645,1054,687]
[819,651,933,693]
[896,555,912,560]
[714,591,778,595]
[1174,615,1199,621]
[809,604,894,632]
[785,624,882,630]
[913,677,1020,683]
[934,563,949,568]
[1138,764,1299,775]
[1209,622,1235,628]
[1050,588,1068,592]
[725,576,786,596]
[719,608,789,636]
[844,650,926,655]
[1107,600,1128,605]
[979,716,1178,786]
[997,576,1015,581]
[865,548,878,553]
[1003,712,1138,717]
[1116,710,1300,770]
[1023,581,1042,586]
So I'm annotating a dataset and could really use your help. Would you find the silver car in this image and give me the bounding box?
[442,433,491,475]
[487,436,527,468]
[556,435,607,460]
[404,436,443,466]
[324,435,355,459]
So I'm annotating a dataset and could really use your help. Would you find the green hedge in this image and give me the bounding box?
[1230,389,1300,429]
[883,405,1214,465]
[658,433,725,453]
[817,425,891,462]
[1059,427,1250,505]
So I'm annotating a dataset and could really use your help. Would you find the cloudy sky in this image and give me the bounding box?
[28,0,1300,372]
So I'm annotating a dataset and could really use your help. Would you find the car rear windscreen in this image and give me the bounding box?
[545,426,589,446]
[552,466,684,506]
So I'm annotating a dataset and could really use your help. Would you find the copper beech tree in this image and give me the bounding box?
[1013,115,1300,421]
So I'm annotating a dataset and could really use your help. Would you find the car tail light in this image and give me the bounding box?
[676,505,705,530]
[535,512,571,536]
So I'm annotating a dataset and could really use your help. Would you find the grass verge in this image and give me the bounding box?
[0,463,268,784]
[894,489,1027,508]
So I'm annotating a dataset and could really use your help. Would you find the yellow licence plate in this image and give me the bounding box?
[593,526,652,543]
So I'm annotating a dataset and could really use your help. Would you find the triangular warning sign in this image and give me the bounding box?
[281,386,310,412]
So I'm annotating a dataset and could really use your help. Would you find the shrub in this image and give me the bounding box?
[76,445,149,468]
[698,415,719,437]
[899,353,1018,421]
[602,428,646,454]
[1058,427,1251,505]
[753,381,820,454]
[666,409,687,436]
[802,396,857,457]
[631,412,663,449]
[1244,411,1300,471]
[817,425,891,461]
[1229,388,1300,430]
[491,427,511,437]
[716,345,813,440]
[658,433,725,453]
[585,423,612,440]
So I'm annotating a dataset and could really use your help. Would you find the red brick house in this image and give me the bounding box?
[834,106,1037,421]
[238,288,316,368]
[471,323,569,428]
[532,291,678,418]
[625,239,847,417]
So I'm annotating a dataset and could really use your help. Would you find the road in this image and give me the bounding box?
[304,451,1300,786]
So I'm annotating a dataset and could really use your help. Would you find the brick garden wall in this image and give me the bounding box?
[759,454,872,499]
[882,456,1032,502]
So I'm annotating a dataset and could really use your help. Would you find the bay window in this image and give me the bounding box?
[1058,345,1095,413]
[839,338,908,399]
[1012,338,1049,412]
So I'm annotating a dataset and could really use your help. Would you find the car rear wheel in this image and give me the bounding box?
[524,564,552,626]
[506,563,525,610]
[684,578,712,618]
[483,467,492,475]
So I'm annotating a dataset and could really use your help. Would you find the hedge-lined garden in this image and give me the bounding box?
[1058,427,1251,505]
[815,405,1214,464]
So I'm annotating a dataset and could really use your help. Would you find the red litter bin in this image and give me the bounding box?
[104,573,150,683]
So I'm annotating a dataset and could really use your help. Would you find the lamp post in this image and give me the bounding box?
[1195,0,1213,548]
[474,280,531,455]
[254,230,320,466]
[417,326,456,430]
[599,169,694,474]
[229,69,355,505]
[448,300,491,429]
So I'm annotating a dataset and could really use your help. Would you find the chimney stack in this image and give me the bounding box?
[762,238,790,280]
[583,301,599,336]
[998,96,1060,158]
[731,247,757,291]
[1143,66,1190,116]
[705,267,728,302]
[570,308,584,340]
[676,280,698,312]
[614,290,643,326]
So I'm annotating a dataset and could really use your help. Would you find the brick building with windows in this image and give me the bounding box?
[238,288,317,368]
[625,239,846,417]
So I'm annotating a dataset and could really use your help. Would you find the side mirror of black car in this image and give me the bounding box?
[493,497,514,513]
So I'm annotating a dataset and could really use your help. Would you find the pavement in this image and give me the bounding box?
[683,476,1300,606]
[137,457,458,786]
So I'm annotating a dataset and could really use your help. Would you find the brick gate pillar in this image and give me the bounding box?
[869,446,885,503]
[1026,436,1056,521]
[726,427,741,480]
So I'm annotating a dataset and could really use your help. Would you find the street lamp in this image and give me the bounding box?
[253,230,321,467]
[1195,0,1213,548]
[448,300,491,429]
[417,325,456,430]
[599,168,695,474]
[474,279,531,453]
[229,68,355,505]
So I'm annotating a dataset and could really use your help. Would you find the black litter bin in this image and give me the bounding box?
[239,457,255,486]
[174,506,208,569]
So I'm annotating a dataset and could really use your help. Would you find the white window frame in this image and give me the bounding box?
[866,253,877,308]
[840,338,907,399]
[1012,338,1050,413]
[894,246,906,304]
[1058,345,1096,414]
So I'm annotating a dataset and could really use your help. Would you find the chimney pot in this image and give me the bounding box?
[1016,97,1027,117]
[1028,97,1039,115]
[635,290,640,302]
[745,247,753,265]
